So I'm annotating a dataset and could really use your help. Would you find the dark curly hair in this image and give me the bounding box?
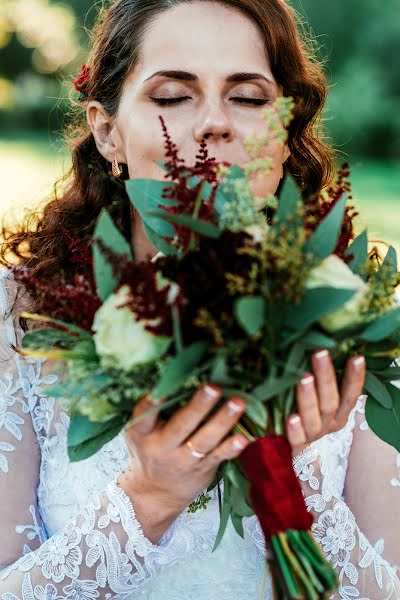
[1,0,335,287]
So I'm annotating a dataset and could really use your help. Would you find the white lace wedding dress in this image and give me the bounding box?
[0,267,399,600]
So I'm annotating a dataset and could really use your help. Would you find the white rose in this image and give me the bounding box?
[305,254,370,332]
[93,285,172,370]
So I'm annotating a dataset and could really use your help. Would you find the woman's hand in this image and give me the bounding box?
[118,384,249,543]
[286,350,366,456]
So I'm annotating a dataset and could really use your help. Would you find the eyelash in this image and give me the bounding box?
[150,96,269,106]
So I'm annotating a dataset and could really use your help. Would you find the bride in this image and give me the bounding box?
[0,0,399,598]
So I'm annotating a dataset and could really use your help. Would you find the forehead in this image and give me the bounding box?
[133,1,273,83]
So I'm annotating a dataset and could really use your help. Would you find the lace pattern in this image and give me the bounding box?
[1,266,400,600]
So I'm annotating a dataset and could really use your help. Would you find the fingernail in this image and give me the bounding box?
[232,437,246,451]
[227,399,244,416]
[314,349,329,363]
[289,415,301,428]
[352,356,365,370]
[202,384,220,401]
[300,374,314,386]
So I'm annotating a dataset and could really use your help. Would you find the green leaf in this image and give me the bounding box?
[252,375,299,402]
[346,230,368,275]
[275,174,302,223]
[143,223,177,256]
[360,308,400,342]
[231,513,244,538]
[364,371,393,409]
[378,246,398,280]
[365,386,400,452]
[299,330,337,350]
[93,209,133,301]
[230,484,254,517]
[212,479,232,551]
[234,296,266,336]
[68,415,125,462]
[210,354,236,385]
[214,165,250,216]
[304,195,347,261]
[126,178,178,238]
[225,461,248,488]
[372,367,400,380]
[223,387,268,428]
[151,341,208,402]
[22,328,80,351]
[148,210,221,239]
[285,287,356,330]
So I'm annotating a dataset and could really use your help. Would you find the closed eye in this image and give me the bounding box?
[149,96,269,106]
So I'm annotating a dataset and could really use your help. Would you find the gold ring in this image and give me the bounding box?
[185,440,207,459]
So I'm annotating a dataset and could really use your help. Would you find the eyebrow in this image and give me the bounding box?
[143,70,275,86]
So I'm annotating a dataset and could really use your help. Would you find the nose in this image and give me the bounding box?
[194,101,234,143]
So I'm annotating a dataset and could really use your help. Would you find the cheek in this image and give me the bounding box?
[122,115,168,179]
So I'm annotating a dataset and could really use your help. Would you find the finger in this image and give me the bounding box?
[161,384,222,448]
[125,391,163,436]
[183,396,246,459]
[204,434,249,469]
[296,373,322,442]
[335,355,366,429]
[311,349,340,429]
[286,414,307,456]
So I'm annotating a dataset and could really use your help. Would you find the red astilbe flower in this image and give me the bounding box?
[305,163,359,262]
[12,229,101,332]
[158,116,230,251]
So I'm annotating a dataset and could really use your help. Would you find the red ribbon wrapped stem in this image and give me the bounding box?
[238,434,313,539]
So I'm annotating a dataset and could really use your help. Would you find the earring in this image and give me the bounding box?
[280,165,284,180]
[112,156,123,178]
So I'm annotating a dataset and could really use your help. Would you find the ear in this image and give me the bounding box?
[86,101,126,164]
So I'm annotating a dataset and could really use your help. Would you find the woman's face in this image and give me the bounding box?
[88,1,290,258]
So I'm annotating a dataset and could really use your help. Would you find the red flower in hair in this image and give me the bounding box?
[73,64,91,94]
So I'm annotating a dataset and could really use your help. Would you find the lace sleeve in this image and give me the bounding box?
[0,269,193,599]
[293,397,400,600]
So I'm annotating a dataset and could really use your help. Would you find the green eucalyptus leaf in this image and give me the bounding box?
[378,246,398,280]
[231,513,244,538]
[372,367,400,380]
[223,387,268,428]
[299,330,337,350]
[304,195,347,261]
[234,296,266,336]
[230,484,254,518]
[365,386,400,452]
[93,209,132,301]
[126,179,178,238]
[212,478,232,552]
[151,341,208,402]
[364,371,393,409]
[68,414,125,462]
[210,354,236,385]
[22,328,80,351]
[274,174,302,223]
[225,461,248,489]
[360,308,400,342]
[252,375,299,402]
[285,287,356,330]
[345,229,368,276]
[143,223,177,256]
[148,210,221,239]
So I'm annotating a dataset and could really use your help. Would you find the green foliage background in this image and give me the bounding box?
[1,0,399,158]
[0,0,399,253]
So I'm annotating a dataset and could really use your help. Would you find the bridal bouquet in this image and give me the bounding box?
[15,100,400,600]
